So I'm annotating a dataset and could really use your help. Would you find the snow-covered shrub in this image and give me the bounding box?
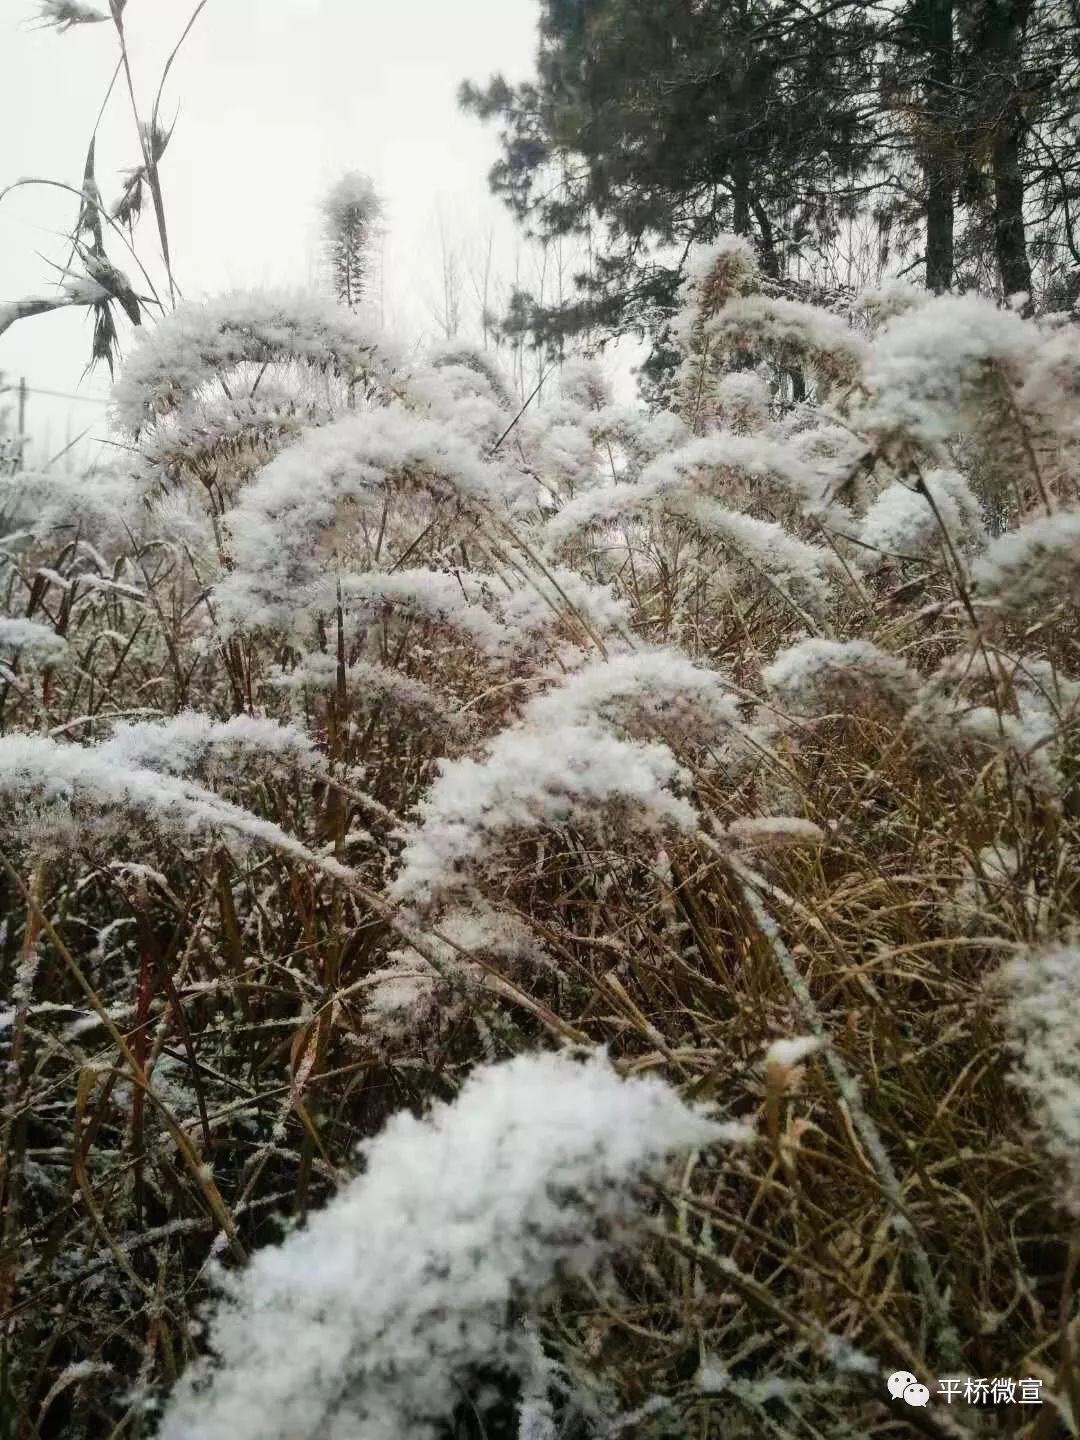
[110,290,396,435]
[4,242,1080,1439]
[392,722,698,908]
[857,469,984,563]
[973,509,1080,614]
[158,1049,728,1440]
[762,638,921,717]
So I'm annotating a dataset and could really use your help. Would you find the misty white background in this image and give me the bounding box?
[0,0,543,459]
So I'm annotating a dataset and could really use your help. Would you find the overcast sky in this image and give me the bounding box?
[0,0,541,459]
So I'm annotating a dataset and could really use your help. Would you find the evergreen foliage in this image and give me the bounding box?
[463,0,1080,387]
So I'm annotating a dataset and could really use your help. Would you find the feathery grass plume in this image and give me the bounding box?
[0,464,142,544]
[534,381,685,476]
[672,236,761,356]
[972,508,1080,614]
[543,431,825,547]
[320,172,382,312]
[528,416,601,492]
[405,386,510,461]
[943,705,1063,801]
[558,356,612,412]
[998,944,1080,1214]
[519,647,741,744]
[157,1050,726,1440]
[391,651,750,909]
[328,570,514,656]
[714,369,773,434]
[133,385,314,501]
[783,419,871,517]
[645,430,827,515]
[912,649,1075,805]
[1009,656,1080,722]
[762,637,921,717]
[497,564,631,641]
[862,292,1037,450]
[666,494,837,612]
[0,618,68,667]
[706,293,868,392]
[540,473,659,546]
[1019,321,1080,450]
[725,816,825,851]
[0,729,325,859]
[35,1,107,30]
[947,844,1052,935]
[213,406,523,633]
[93,712,323,780]
[672,235,761,425]
[583,405,689,474]
[429,340,516,411]
[266,653,468,733]
[856,278,930,326]
[362,902,550,1039]
[857,469,986,562]
[111,291,395,434]
[391,723,697,906]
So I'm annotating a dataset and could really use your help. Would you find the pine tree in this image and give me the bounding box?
[1020,0,1080,304]
[881,0,1072,307]
[461,0,878,378]
[954,0,1047,307]
[879,0,958,292]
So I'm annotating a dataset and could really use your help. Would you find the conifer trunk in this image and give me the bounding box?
[986,0,1034,306]
[925,0,954,292]
[993,119,1033,303]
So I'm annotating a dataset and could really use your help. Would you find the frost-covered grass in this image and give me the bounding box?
[2,238,1080,1440]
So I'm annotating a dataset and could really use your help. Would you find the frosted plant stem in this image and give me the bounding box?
[0,847,248,1264]
[731,861,961,1371]
[0,178,163,312]
[111,3,177,305]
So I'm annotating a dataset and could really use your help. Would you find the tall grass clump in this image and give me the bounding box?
[3,117,1080,1438]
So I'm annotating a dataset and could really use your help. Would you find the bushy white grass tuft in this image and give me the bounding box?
[762,638,920,717]
[157,1049,724,1440]
[112,290,395,433]
[391,722,697,906]
[972,509,1080,613]
[999,945,1080,1214]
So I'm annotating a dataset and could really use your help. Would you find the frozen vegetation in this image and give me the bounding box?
[4,9,1080,1434]
[2,230,1080,1438]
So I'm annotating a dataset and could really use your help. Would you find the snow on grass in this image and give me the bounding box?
[158,1049,725,1440]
